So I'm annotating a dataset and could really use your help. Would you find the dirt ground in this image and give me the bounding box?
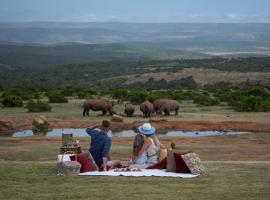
[1,114,270,133]
[1,112,270,162]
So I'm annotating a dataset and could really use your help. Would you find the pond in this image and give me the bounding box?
[12,128,249,138]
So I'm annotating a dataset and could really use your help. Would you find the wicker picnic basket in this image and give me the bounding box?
[57,154,81,176]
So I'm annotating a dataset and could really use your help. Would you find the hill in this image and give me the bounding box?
[0,57,269,88]
[0,43,209,68]
[0,22,270,57]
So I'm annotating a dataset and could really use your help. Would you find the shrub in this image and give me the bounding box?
[2,96,23,107]
[47,91,68,103]
[110,88,129,100]
[213,89,232,102]
[147,93,162,102]
[228,87,270,112]
[193,94,219,106]
[169,90,187,101]
[61,86,74,97]
[2,86,40,100]
[232,96,270,112]
[77,91,90,99]
[127,90,148,104]
[26,100,51,112]
[147,91,167,102]
[75,88,97,98]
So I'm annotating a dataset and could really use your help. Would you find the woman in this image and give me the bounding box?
[132,123,163,166]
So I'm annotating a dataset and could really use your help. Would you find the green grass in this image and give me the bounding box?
[1,132,270,199]
[2,99,270,126]
[1,135,270,200]
[0,99,234,117]
[0,162,269,200]
[0,99,84,117]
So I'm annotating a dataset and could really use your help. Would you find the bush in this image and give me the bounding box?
[147,91,167,102]
[168,90,187,101]
[228,87,270,112]
[47,91,68,103]
[110,88,129,100]
[2,86,40,100]
[75,87,97,98]
[2,96,23,107]
[213,89,232,102]
[193,94,220,106]
[127,90,148,104]
[61,86,74,97]
[77,91,92,99]
[232,96,270,112]
[26,100,51,112]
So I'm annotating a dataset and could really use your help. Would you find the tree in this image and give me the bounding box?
[193,94,219,106]
[127,90,148,104]
[47,91,68,103]
[111,88,129,100]
[26,100,51,112]
[2,96,23,107]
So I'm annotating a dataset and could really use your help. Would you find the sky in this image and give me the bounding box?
[0,0,270,23]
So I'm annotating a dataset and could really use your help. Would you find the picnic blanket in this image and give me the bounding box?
[79,169,199,178]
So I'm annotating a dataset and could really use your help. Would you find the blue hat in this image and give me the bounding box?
[138,123,156,135]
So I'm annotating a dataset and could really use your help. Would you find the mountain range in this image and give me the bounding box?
[0,22,270,55]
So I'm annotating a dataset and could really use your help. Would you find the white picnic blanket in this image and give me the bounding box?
[79,169,199,178]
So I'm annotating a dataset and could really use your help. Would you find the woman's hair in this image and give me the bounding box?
[150,134,160,149]
[133,134,145,156]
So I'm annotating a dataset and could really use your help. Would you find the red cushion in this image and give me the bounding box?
[70,154,95,173]
[146,157,167,169]
[173,152,191,173]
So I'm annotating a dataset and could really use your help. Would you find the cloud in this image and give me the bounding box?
[227,13,246,21]
[71,13,98,21]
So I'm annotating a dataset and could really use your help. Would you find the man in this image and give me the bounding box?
[86,120,119,171]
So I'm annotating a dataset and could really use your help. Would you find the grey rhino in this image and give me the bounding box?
[153,99,168,115]
[158,99,180,116]
[124,103,135,117]
[83,99,116,116]
[140,100,153,117]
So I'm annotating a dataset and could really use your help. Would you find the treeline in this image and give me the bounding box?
[0,57,270,87]
[0,85,270,112]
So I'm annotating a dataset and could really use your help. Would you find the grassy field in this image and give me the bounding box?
[1,100,270,199]
[1,99,270,124]
[0,133,270,200]
[0,162,269,200]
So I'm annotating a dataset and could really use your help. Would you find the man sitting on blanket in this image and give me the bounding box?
[86,120,120,171]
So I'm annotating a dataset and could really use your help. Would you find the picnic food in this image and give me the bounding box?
[114,167,142,172]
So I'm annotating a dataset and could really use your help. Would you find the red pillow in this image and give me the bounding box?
[173,152,191,173]
[146,157,167,170]
[70,154,95,173]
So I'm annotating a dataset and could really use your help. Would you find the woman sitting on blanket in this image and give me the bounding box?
[132,123,164,167]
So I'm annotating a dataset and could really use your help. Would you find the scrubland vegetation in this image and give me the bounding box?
[0,84,270,112]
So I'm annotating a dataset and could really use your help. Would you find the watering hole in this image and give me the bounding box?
[13,128,249,138]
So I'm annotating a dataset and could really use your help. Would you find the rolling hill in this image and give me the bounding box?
[0,57,269,87]
[0,22,270,56]
[0,43,209,68]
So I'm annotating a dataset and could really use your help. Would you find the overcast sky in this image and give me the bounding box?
[0,0,269,23]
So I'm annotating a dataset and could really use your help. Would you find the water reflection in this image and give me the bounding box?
[164,130,248,137]
[13,128,248,138]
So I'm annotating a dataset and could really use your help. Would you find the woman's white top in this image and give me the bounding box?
[135,137,159,165]
[146,137,159,164]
